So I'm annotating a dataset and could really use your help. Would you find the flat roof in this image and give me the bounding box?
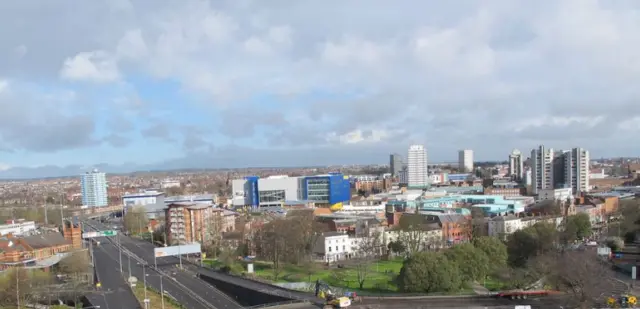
[123,191,164,198]
[165,194,215,202]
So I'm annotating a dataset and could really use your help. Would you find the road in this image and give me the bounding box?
[86,219,242,309]
[86,240,142,309]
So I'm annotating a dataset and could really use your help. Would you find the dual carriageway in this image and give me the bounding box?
[81,214,564,309]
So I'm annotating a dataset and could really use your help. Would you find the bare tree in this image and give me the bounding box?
[532,251,617,308]
[396,214,431,255]
[353,231,383,289]
[59,250,91,281]
[255,218,291,280]
[123,206,148,234]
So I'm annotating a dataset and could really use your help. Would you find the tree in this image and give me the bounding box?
[444,243,490,283]
[123,206,148,234]
[606,236,624,251]
[352,231,384,289]
[58,251,91,279]
[388,240,406,256]
[533,251,615,308]
[472,236,508,270]
[397,252,462,293]
[507,229,539,268]
[563,213,592,244]
[396,214,430,255]
[254,219,290,280]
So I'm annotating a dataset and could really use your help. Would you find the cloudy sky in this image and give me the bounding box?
[1,0,640,174]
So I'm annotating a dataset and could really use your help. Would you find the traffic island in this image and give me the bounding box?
[131,283,184,309]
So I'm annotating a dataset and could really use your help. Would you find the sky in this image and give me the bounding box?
[1,0,640,176]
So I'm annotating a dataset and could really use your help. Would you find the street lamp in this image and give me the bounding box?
[143,264,149,309]
[145,272,166,309]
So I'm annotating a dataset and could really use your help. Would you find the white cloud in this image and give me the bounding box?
[0,80,8,94]
[4,0,640,160]
[60,51,120,83]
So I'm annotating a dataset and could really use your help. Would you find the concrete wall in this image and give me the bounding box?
[198,274,294,307]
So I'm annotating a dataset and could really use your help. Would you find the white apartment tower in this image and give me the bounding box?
[407,144,428,188]
[509,149,524,181]
[531,145,590,196]
[458,149,474,172]
[564,148,590,196]
[531,145,554,195]
[81,169,108,207]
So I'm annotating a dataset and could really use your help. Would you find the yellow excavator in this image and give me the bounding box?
[315,280,352,308]
[607,294,637,308]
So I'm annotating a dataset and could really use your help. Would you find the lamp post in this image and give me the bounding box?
[143,264,149,309]
[118,233,123,273]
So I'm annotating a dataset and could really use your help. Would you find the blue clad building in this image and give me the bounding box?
[244,176,260,207]
[302,173,351,205]
[231,173,351,208]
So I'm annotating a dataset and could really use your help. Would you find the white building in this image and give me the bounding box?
[538,188,573,202]
[531,145,590,197]
[161,179,181,189]
[165,194,216,205]
[509,149,524,181]
[0,219,36,236]
[488,216,525,240]
[489,215,564,239]
[257,176,300,207]
[564,148,590,196]
[531,146,554,195]
[458,149,474,172]
[123,190,165,207]
[408,144,428,189]
[313,232,353,262]
[81,169,108,207]
[231,175,300,207]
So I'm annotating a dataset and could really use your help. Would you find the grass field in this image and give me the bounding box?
[205,258,474,294]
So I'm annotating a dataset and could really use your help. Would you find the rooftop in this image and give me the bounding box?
[122,190,164,198]
[22,232,70,249]
[165,194,216,203]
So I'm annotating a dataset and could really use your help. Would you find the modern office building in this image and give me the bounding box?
[389,153,403,177]
[407,144,428,189]
[231,173,350,208]
[509,149,524,181]
[458,149,474,172]
[531,145,590,196]
[81,169,108,207]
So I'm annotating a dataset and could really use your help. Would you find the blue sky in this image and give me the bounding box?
[2,0,640,176]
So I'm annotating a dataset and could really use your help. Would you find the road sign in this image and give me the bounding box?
[82,232,100,239]
[100,230,117,236]
[154,244,201,258]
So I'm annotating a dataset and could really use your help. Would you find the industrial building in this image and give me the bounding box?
[231,173,351,209]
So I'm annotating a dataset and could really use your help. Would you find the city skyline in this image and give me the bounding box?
[2,1,640,177]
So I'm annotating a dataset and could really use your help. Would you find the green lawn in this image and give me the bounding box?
[204,258,474,295]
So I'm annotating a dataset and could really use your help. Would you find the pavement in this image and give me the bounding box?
[86,219,243,309]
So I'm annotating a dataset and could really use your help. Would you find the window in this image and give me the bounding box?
[258,190,286,203]
[343,245,346,251]
[335,246,339,251]
[328,246,332,252]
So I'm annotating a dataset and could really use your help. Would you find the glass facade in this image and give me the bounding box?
[306,178,330,202]
[258,190,286,203]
